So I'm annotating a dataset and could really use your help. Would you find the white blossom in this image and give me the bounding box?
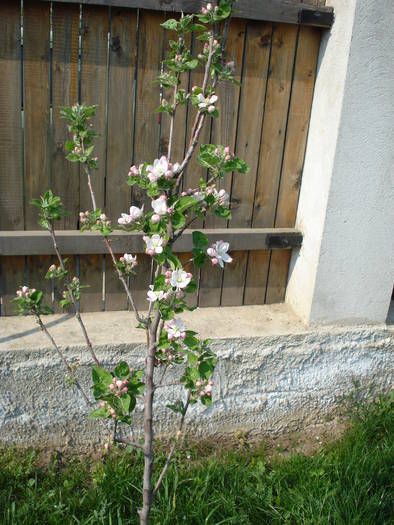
[143,234,164,255]
[164,318,186,340]
[118,205,144,225]
[207,240,232,268]
[197,93,218,111]
[170,269,192,290]
[151,195,168,216]
[147,156,169,182]
[147,285,165,302]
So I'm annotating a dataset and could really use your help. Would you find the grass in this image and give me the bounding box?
[0,395,392,525]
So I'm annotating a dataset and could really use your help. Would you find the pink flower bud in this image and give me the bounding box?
[196,380,202,387]
[165,170,173,180]
[208,105,215,113]
[165,270,172,278]
[25,292,29,298]
[165,278,171,285]
[146,248,154,256]
[49,264,56,272]
[104,443,110,451]
[215,147,220,155]
[168,333,174,341]
[109,407,115,415]
[187,188,193,195]
[162,348,167,354]
[116,380,123,388]
[122,379,128,386]
[143,235,148,242]
[168,162,173,170]
[208,380,214,386]
[122,387,128,393]
[109,384,115,391]
[129,165,139,176]
[115,391,121,397]
[72,276,78,283]
[100,213,106,221]
[31,288,36,294]
[225,154,231,161]
[192,85,198,92]
[187,272,193,279]
[206,391,211,397]
[181,191,187,197]
[119,257,125,262]
[79,212,85,218]
[22,286,28,293]
[200,391,205,397]
[181,331,186,340]
[167,207,174,215]
[224,146,231,155]
[201,7,207,15]
[152,214,161,224]
[168,354,174,362]
[16,290,22,297]
[211,257,219,265]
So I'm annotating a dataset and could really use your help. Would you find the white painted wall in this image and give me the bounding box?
[287,0,394,325]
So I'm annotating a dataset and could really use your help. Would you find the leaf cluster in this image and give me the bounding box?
[30,190,68,230]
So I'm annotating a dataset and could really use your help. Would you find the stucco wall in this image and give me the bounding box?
[287,0,394,324]
[1,307,392,451]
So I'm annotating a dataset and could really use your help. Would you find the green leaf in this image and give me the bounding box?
[176,196,197,213]
[114,361,130,379]
[92,366,113,386]
[192,231,208,250]
[161,19,178,31]
[200,395,212,407]
[171,211,186,230]
[88,407,109,419]
[167,400,187,415]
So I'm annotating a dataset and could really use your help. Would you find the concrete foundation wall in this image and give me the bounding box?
[1,307,392,451]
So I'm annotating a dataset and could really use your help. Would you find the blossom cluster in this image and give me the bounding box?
[207,240,232,267]
[164,318,187,341]
[118,253,138,274]
[118,205,144,225]
[16,286,36,299]
[147,156,180,183]
[196,379,214,398]
[143,234,165,256]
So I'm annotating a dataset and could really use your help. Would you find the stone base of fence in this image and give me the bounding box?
[0,305,393,452]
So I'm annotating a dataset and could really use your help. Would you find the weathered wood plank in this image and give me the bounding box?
[200,19,246,307]
[0,256,26,316]
[23,0,51,229]
[132,10,164,209]
[79,254,104,311]
[0,1,24,231]
[80,4,108,213]
[26,254,53,308]
[0,228,302,255]
[52,2,80,229]
[221,20,272,306]
[39,1,335,28]
[106,6,137,222]
[244,23,298,305]
[265,25,320,304]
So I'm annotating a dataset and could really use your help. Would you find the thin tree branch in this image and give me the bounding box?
[151,391,191,501]
[36,315,91,406]
[49,225,100,366]
[114,436,144,450]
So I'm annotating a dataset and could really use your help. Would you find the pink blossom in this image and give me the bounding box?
[207,240,232,268]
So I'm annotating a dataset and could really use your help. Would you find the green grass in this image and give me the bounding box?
[1,395,393,524]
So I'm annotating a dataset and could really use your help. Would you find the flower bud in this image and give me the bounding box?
[31,288,36,294]
[181,331,186,340]
[165,170,173,180]
[199,391,205,397]
[146,248,154,256]
[122,387,128,393]
[196,380,202,387]
[207,3,212,12]
[100,213,106,221]
[119,257,125,263]
[215,147,220,155]
[208,105,215,113]
[167,207,174,215]
[152,214,161,224]
[168,354,174,362]
[116,380,123,388]
[109,384,115,391]
[211,257,219,266]
[49,264,56,272]
[225,154,231,161]
[224,146,231,155]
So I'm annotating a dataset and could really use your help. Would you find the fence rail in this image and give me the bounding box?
[0,0,324,315]
[39,0,334,28]
[0,228,303,255]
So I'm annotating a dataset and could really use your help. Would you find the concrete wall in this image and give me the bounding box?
[1,307,392,451]
[286,0,394,325]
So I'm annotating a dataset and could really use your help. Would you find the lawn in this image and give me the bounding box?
[1,395,392,524]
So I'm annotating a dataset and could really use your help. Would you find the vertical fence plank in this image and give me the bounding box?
[27,254,52,307]
[79,5,108,311]
[106,7,137,222]
[132,10,164,210]
[266,26,320,303]
[23,0,51,229]
[104,8,137,310]
[0,257,26,316]
[52,2,80,229]
[221,20,272,306]
[80,4,108,213]
[0,1,24,231]
[159,18,191,163]
[199,19,246,307]
[244,23,298,305]
[79,254,103,312]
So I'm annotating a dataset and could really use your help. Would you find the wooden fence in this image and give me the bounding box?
[0,0,332,315]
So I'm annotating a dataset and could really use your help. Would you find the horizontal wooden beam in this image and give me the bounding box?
[0,228,302,255]
[39,1,334,28]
